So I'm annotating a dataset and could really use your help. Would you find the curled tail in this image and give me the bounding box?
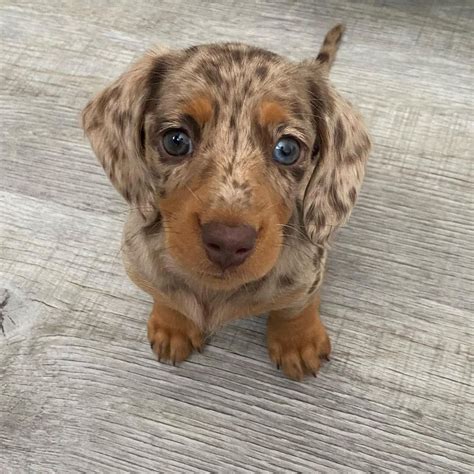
[317,24,345,70]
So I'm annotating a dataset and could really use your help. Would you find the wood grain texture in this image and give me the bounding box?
[1,0,473,471]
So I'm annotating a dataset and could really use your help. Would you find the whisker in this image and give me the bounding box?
[278,242,318,262]
[185,185,204,205]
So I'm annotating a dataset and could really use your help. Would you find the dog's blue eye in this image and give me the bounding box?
[162,129,192,156]
[273,137,300,165]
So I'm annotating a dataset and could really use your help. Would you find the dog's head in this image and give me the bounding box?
[83,25,370,290]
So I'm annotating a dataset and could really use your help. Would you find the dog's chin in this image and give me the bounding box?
[197,268,260,291]
[175,264,257,291]
[172,254,278,292]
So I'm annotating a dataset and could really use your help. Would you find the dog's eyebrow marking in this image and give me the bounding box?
[258,100,288,127]
[183,96,213,126]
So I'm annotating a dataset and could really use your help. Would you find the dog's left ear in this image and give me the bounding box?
[301,25,372,244]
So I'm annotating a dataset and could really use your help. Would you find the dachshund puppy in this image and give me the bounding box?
[82,25,371,380]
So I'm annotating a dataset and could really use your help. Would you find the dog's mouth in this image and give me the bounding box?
[201,266,248,279]
[195,265,266,292]
[203,271,235,281]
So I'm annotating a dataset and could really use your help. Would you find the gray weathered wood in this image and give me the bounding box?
[1,0,473,471]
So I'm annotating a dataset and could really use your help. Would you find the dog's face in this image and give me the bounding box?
[145,45,318,290]
[83,38,370,290]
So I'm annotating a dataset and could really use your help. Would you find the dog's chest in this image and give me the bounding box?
[189,276,309,330]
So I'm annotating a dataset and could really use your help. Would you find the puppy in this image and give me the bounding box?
[82,25,371,380]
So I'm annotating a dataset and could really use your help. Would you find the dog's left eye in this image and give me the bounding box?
[273,137,300,165]
[162,129,193,156]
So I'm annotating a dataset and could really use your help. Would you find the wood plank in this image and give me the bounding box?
[1,0,473,471]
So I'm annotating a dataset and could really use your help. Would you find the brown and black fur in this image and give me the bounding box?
[82,25,371,380]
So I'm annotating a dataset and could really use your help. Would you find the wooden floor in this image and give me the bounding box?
[1,0,473,471]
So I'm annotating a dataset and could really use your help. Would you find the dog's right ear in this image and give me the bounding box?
[82,49,174,213]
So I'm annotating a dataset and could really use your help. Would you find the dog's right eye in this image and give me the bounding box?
[162,129,193,156]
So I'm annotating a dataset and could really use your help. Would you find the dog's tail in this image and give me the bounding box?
[317,24,345,71]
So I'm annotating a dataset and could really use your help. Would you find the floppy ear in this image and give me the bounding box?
[301,25,371,244]
[302,89,371,244]
[82,49,172,213]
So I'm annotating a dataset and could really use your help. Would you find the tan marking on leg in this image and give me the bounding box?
[148,299,204,365]
[267,295,331,381]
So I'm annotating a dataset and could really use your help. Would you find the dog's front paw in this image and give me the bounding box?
[267,300,331,381]
[147,301,203,365]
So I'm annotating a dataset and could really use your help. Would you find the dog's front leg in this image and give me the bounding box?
[148,300,203,365]
[267,295,331,380]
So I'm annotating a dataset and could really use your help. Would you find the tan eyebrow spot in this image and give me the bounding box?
[183,96,213,126]
[259,100,288,126]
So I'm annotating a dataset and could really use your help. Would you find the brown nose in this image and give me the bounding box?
[201,222,257,270]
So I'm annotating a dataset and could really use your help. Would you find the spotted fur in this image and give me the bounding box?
[82,25,371,333]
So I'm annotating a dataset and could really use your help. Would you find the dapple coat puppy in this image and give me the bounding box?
[82,25,371,380]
